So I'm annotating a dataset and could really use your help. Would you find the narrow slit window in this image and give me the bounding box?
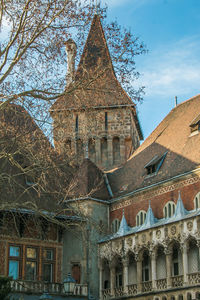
[105,112,108,131]
[75,115,78,132]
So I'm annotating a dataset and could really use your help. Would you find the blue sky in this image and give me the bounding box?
[103,0,200,140]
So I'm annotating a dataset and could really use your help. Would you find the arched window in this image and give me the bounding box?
[163,201,176,218]
[88,138,95,162]
[101,137,108,167]
[142,251,150,282]
[111,219,120,233]
[113,137,120,165]
[194,192,200,209]
[136,210,146,226]
[187,293,192,300]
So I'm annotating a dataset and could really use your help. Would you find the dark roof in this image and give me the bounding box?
[106,94,200,197]
[67,158,110,200]
[50,15,136,112]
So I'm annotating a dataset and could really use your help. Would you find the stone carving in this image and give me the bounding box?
[171,225,176,235]
[127,237,132,246]
[142,234,146,243]
[156,230,161,239]
[187,221,193,231]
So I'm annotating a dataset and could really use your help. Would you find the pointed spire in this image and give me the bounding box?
[174,191,188,218]
[76,14,114,77]
[140,201,157,229]
[116,209,130,236]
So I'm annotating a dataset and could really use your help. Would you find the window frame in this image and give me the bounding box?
[163,201,176,218]
[42,248,55,282]
[25,246,39,281]
[111,219,120,233]
[136,210,146,226]
[194,192,200,210]
[8,245,22,280]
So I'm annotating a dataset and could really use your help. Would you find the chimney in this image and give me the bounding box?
[65,39,77,85]
[175,96,178,107]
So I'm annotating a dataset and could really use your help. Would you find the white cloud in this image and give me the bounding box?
[135,35,200,98]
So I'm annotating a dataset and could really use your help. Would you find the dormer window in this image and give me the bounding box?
[164,201,176,218]
[194,192,200,210]
[144,152,167,176]
[190,114,200,135]
[136,210,146,226]
[111,218,120,233]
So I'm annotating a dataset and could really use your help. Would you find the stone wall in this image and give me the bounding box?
[52,107,140,170]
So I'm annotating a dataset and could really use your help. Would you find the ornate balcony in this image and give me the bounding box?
[142,281,152,292]
[187,272,200,285]
[102,288,111,300]
[156,278,167,290]
[171,275,184,287]
[11,280,88,296]
[127,284,137,296]
[114,287,124,297]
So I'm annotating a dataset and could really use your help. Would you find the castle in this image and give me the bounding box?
[0,13,200,300]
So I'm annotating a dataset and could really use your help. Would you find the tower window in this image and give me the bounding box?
[75,115,78,132]
[105,112,108,131]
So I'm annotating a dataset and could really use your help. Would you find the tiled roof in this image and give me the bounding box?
[51,15,135,111]
[107,94,200,197]
[67,158,110,200]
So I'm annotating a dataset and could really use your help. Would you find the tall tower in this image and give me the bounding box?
[50,15,143,170]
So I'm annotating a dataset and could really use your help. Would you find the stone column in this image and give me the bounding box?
[122,256,129,294]
[181,243,188,285]
[109,261,116,297]
[165,248,172,288]
[120,136,125,164]
[150,251,157,290]
[98,262,104,300]
[136,255,142,293]
[95,137,101,165]
[197,240,200,268]
[107,136,113,168]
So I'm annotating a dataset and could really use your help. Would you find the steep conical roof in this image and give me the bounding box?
[76,14,115,77]
[51,15,137,112]
[174,191,188,218]
[116,209,130,236]
[140,201,157,229]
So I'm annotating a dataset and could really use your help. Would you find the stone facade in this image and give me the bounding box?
[52,107,140,170]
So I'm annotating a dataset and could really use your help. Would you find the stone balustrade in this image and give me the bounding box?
[142,280,152,293]
[187,272,200,284]
[156,278,167,290]
[102,288,111,300]
[171,275,184,287]
[127,283,137,295]
[114,287,124,297]
[11,280,88,296]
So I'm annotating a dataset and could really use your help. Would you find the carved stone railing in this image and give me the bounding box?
[156,278,167,290]
[171,275,184,287]
[142,281,152,292]
[102,288,111,300]
[187,272,200,285]
[127,284,137,296]
[11,280,88,296]
[114,287,124,297]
